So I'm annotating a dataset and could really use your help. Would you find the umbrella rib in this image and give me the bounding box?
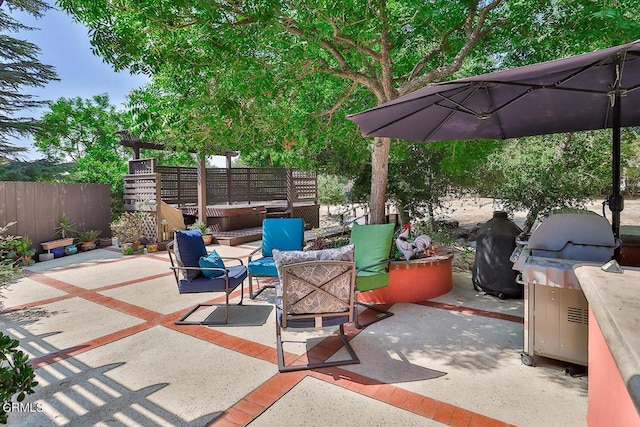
[424,87,481,141]
[434,89,530,119]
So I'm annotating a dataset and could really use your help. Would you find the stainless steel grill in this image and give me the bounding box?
[511,211,617,367]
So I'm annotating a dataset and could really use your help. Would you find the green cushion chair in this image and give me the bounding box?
[349,222,396,328]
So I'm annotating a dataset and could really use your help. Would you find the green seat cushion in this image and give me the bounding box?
[350,223,395,271]
[355,270,390,291]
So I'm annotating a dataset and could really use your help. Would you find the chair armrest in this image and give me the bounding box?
[170,265,230,275]
[356,258,393,275]
[218,256,245,266]
[247,246,262,263]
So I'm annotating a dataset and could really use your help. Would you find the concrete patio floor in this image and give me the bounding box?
[0,243,588,426]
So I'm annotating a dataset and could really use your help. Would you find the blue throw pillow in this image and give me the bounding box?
[199,250,226,278]
[174,229,208,281]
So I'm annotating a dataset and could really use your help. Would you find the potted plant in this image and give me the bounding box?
[110,212,147,253]
[14,236,35,266]
[77,230,101,251]
[188,220,213,245]
[42,216,76,257]
[55,216,76,240]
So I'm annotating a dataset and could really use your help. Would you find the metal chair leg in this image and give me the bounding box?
[248,275,275,299]
[277,323,360,372]
[354,300,394,329]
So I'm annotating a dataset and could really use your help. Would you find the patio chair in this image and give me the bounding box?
[247,218,305,299]
[350,222,396,328]
[275,258,359,372]
[167,229,247,325]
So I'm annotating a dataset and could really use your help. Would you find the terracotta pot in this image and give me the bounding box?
[358,252,454,304]
[202,234,213,245]
[82,241,97,251]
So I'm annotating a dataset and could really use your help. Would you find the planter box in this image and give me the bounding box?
[358,252,454,304]
[41,238,75,251]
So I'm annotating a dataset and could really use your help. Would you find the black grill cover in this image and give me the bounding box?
[472,211,523,299]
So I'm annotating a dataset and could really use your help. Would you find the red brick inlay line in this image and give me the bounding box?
[16,258,519,427]
[416,300,524,324]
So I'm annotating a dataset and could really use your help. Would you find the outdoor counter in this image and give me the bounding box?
[574,265,640,426]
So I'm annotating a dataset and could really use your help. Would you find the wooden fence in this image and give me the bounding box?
[0,181,111,253]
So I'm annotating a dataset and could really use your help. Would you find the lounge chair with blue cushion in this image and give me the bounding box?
[247,218,305,299]
[168,229,247,325]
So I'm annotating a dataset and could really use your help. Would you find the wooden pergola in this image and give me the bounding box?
[118,131,239,223]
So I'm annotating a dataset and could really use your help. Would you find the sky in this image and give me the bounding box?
[9,4,150,160]
[9,4,231,167]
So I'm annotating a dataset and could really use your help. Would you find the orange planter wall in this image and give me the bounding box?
[358,253,453,304]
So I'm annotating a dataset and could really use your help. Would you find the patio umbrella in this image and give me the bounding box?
[347,40,640,239]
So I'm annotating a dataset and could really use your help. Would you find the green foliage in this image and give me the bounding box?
[110,212,147,244]
[34,94,131,213]
[621,129,640,196]
[0,0,58,162]
[317,175,347,210]
[0,222,23,300]
[485,132,611,231]
[0,159,71,181]
[187,220,212,235]
[77,229,101,243]
[54,216,76,239]
[58,0,640,223]
[0,332,38,424]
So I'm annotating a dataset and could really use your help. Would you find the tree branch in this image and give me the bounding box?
[400,0,504,96]
[317,81,359,124]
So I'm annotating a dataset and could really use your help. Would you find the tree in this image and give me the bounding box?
[317,174,346,214]
[33,94,130,212]
[59,1,640,223]
[486,132,611,231]
[0,0,57,162]
[0,158,70,181]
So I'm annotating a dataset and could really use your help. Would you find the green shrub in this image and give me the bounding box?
[0,333,38,424]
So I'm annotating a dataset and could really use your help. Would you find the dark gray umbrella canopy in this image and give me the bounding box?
[348,40,640,239]
[348,40,640,141]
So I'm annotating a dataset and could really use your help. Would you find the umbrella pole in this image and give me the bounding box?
[610,87,623,242]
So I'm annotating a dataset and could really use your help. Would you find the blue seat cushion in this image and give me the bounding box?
[199,249,225,278]
[174,229,208,281]
[177,265,247,294]
[248,256,277,277]
[276,302,349,328]
[262,218,305,257]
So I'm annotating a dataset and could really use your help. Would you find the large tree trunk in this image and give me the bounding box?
[370,136,390,224]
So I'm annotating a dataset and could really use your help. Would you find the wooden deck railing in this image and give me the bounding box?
[123,159,319,242]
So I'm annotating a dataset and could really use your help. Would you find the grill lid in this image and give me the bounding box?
[528,212,615,251]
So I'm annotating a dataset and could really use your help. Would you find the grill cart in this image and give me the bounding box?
[511,211,617,367]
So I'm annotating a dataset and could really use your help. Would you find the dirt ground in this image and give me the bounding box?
[320,196,640,230]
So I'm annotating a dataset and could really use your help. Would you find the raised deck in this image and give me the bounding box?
[211,227,263,246]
